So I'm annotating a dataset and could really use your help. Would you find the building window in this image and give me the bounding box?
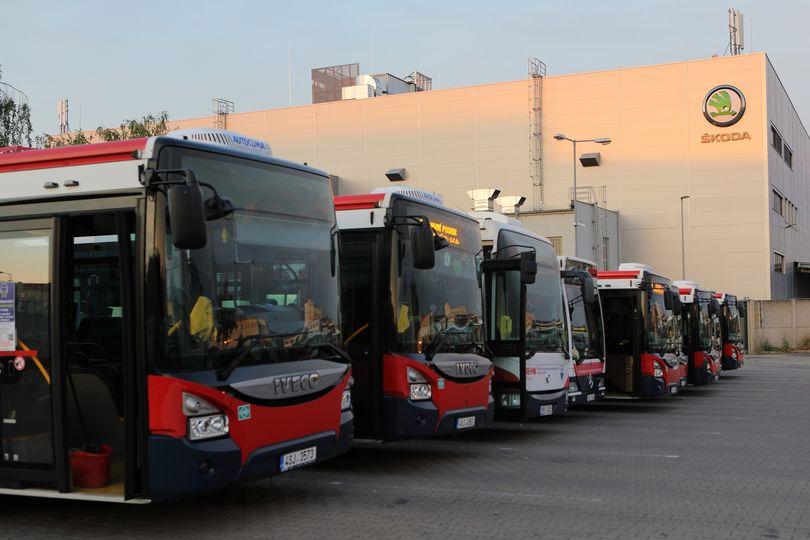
[771,124,794,169]
[771,125,783,156]
[787,202,798,229]
[773,251,785,274]
[548,236,563,255]
[773,189,784,215]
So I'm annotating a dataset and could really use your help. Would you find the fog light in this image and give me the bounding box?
[188,414,229,441]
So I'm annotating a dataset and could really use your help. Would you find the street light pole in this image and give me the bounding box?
[572,139,578,252]
[680,195,690,280]
[553,134,611,258]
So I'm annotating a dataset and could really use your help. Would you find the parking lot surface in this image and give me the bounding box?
[4,354,810,539]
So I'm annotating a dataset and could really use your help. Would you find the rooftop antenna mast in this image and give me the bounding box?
[212,98,235,130]
[58,99,69,134]
[728,8,744,55]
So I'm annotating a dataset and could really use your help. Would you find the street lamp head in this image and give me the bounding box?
[553,133,567,141]
[594,137,612,145]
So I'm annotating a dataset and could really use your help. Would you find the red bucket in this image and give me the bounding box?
[70,445,112,488]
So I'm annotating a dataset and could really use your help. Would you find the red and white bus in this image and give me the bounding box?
[473,210,568,419]
[597,264,685,398]
[336,188,493,440]
[675,281,722,384]
[559,257,606,405]
[714,293,746,370]
[0,130,353,502]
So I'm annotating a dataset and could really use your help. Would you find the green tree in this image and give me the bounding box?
[0,67,33,147]
[35,130,92,148]
[37,111,171,148]
[96,111,170,141]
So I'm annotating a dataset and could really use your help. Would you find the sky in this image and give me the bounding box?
[2,0,810,136]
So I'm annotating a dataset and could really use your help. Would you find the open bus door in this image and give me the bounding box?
[481,252,536,420]
[0,206,143,500]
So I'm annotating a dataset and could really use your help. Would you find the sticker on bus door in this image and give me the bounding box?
[0,323,15,352]
[0,282,15,352]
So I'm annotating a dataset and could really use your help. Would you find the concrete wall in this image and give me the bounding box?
[766,58,810,299]
[173,53,802,299]
[748,299,810,352]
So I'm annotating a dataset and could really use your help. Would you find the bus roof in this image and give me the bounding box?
[0,138,147,174]
[335,187,475,223]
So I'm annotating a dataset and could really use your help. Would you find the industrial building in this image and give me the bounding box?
[173,52,810,300]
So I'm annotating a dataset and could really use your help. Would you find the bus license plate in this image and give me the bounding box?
[456,416,476,429]
[280,446,317,472]
[586,394,595,402]
[540,405,554,416]
[670,386,679,395]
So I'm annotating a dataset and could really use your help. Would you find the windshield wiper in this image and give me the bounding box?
[424,332,450,360]
[216,331,306,381]
[287,342,353,363]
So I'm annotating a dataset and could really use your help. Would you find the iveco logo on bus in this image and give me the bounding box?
[455,361,480,376]
[273,372,321,396]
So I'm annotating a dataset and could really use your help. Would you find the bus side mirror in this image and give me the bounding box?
[582,276,596,304]
[519,251,537,284]
[664,290,674,311]
[168,180,207,250]
[412,220,435,270]
[673,294,682,315]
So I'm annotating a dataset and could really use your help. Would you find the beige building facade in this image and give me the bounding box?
[174,53,809,300]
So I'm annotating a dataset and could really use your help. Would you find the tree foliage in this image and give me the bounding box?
[95,111,171,141]
[37,111,171,148]
[0,67,33,147]
[36,130,91,148]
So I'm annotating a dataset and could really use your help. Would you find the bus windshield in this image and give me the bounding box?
[157,146,340,373]
[497,230,564,354]
[697,296,716,350]
[564,278,604,361]
[725,299,742,344]
[646,284,679,357]
[390,200,483,356]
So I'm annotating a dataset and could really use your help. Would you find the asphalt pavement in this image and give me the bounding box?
[4,354,809,539]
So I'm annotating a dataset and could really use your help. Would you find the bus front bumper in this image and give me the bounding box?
[639,375,680,398]
[382,395,492,440]
[567,374,606,405]
[722,355,743,370]
[147,412,353,502]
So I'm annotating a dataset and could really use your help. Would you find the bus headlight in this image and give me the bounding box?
[498,392,520,408]
[188,414,229,441]
[182,392,218,416]
[341,389,352,411]
[568,380,579,394]
[653,364,664,378]
[407,367,432,401]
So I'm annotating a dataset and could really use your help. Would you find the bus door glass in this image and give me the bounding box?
[340,234,380,436]
[0,220,55,483]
